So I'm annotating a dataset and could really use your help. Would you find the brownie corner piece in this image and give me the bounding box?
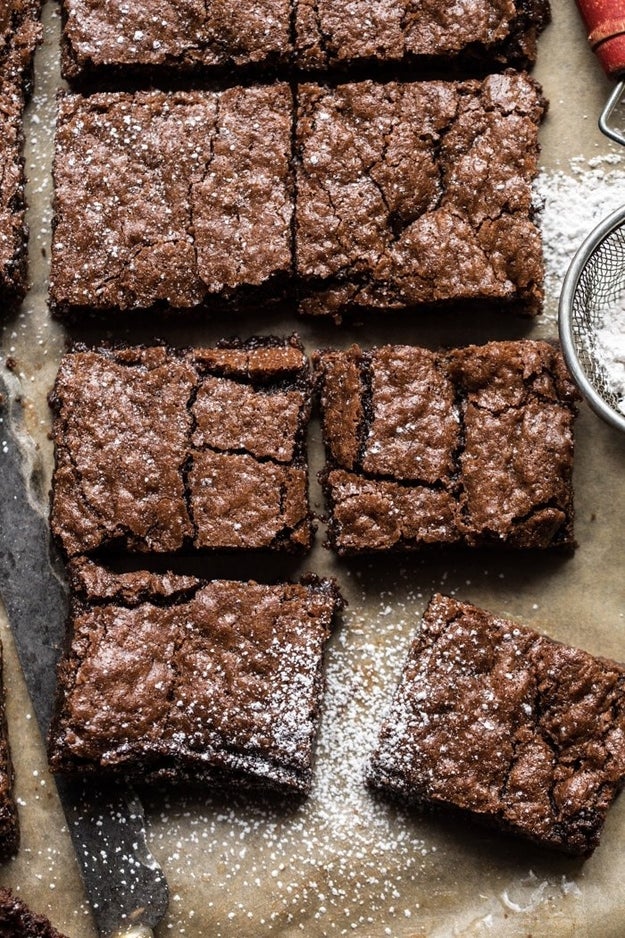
[50,85,294,319]
[294,0,549,71]
[48,566,343,795]
[368,594,625,856]
[296,72,545,320]
[0,888,68,937]
[0,642,19,863]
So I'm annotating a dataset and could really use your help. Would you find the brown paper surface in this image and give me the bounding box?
[1,1,625,935]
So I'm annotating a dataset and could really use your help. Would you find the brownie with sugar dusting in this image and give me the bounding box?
[0,887,69,936]
[50,85,293,319]
[368,594,625,856]
[314,339,578,553]
[48,559,343,795]
[49,337,314,556]
[296,72,546,319]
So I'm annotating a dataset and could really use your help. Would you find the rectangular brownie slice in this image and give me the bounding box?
[48,560,343,795]
[315,340,578,553]
[60,0,291,83]
[49,85,293,319]
[0,1,42,304]
[368,594,625,856]
[0,642,19,863]
[296,72,546,319]
[295,0,549,71]
[49,338,314,556]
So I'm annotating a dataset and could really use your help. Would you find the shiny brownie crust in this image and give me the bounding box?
[368,594,625,856]
[48,560,343,795]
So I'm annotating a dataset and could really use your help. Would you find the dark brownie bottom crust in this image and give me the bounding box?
[48,560,343,795]
[368,594,625,856]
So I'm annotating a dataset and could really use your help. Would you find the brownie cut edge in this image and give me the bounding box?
[368,594,625,856]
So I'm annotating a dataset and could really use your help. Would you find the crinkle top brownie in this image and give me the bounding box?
[0,643,19,863]
[60,0,291,81]
[368,594,625,856]
[315,340,578,552]
[50,85,293,318]
[296,72,546,318]
[0,887,69,937]
[295,0,549,71]
[0,1,42,302]
[59,0,548,82]
[49,338,313,556]
[48,560,343,795]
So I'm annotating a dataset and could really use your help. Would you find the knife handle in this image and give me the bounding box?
[109,927,154,938]
[576,0,625,77]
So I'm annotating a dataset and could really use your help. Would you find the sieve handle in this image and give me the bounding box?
[576,0,625,78]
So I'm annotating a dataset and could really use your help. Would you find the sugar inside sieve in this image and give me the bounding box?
[559,204,625,433]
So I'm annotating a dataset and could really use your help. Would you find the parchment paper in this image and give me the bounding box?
[1,2,625,935]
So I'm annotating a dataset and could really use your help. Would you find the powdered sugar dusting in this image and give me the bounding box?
[536,153,625,319]
[594,294,625,413]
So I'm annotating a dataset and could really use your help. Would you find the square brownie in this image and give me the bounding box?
[296,72,546,318]
[0,1,42,303]
[368,594,625,856]
[49,85,293,319]
[49,338,314,556]
[0,888,68,936]
[48,560,343,795]
[60,0,291,83]
[295,0,549,71]
[0,642,19,863]
[315,340,578,553]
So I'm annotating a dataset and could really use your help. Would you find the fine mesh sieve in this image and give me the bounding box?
[559,204,625,433]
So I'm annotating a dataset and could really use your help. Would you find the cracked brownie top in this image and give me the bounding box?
[49,86,293,317]
[296,71,546,318]
[368,594,625,856]
[58,0,548,82]
[49,338,313,556]
[48,559,343,795]
[315,340,578,552]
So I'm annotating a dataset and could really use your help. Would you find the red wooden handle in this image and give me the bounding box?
[577,0,625,77]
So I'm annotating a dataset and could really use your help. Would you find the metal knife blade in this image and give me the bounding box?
[0,374,169,937]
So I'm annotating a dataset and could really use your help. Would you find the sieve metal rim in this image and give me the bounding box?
[559,202,625,434]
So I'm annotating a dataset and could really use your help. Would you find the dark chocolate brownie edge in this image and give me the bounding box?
[0,645,19,863]
[0,887,68,937]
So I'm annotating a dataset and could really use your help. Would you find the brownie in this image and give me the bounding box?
[315,340,578,553]
[49,338,314,556]
[59,0,291,83]
[0,1,42,304]
[368,594,625,856]
[0,888,68,937]
[49,85,293,319]
[0,644,19,863]
[295,0,549,71]
[48,560,343,795]
[296,72,546,318]
[59,0,548,83]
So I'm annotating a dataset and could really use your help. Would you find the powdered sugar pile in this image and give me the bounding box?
[535,154,625,316]
[594,293,625,413]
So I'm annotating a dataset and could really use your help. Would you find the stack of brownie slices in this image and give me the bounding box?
[1,0,623,901]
